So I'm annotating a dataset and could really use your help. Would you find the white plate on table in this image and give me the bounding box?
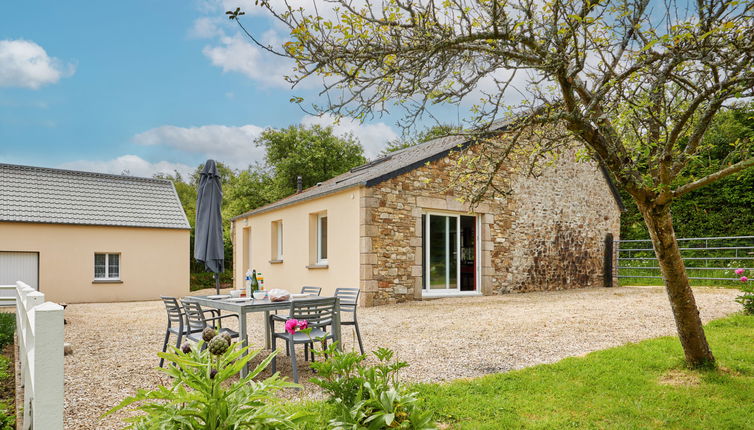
[290,293,312,299]
[207,294,230,300]
[225,297,253,302]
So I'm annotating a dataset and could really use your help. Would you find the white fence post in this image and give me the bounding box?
[15,281,64,430]
[31,302,64,429]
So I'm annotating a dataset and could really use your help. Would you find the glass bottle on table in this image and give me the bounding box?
[244,269,252,297]
[250,270,259,298]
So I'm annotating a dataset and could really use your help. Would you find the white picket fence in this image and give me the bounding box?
[13,281,64,430]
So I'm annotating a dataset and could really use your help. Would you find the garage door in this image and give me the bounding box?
[0,252,39,290]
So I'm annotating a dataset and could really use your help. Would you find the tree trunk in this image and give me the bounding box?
[637,202,715,368]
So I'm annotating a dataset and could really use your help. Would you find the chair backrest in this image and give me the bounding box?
[181,300,208,332]
[300,286,322,296]
[334,288,360,313]
[289,297,337,329]
[161,296,184,326]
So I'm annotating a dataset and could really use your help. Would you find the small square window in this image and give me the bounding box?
[94,253,120,280]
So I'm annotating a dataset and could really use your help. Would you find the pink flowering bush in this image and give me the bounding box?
[285,318,309,334]
[734,269,754,315]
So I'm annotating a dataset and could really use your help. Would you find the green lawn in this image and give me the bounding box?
[289,314,754,429]
[413,314,754,429]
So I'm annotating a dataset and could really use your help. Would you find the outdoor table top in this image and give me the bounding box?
[186,294,337,313]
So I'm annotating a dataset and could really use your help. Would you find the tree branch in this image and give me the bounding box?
[672,157,754,199]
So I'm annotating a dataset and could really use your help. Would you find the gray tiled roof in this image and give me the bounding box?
[0,163,190,229]
[234,120,513,218]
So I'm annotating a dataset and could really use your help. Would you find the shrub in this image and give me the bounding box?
[309,344,436,430]
[190,270,233,291]
[0,314,14,350]
[103,336,307,429]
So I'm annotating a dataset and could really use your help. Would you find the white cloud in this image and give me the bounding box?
[201,32,296,88]
[189,17,226,39]
[301,114,399,158]
[127,115,397,172]
[59,155,194,179]
[0,39,75,89]
[133,124,266,169]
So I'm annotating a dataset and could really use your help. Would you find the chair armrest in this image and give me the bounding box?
[269,314,290,323]
[203,314,239,323]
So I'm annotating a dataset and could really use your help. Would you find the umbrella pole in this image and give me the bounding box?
[214,272,220,295]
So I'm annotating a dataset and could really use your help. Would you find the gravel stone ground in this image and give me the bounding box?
[63,286,740,429]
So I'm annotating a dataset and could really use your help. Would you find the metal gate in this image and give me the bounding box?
[616,235,754,284]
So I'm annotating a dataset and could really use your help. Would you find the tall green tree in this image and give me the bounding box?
[234,0,754,367]
[256,124,367,196]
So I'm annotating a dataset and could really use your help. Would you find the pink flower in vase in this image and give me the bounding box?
[735,268,745,276]
[297,320,308,330]
[742,276,749,282]
[285,319,300,334]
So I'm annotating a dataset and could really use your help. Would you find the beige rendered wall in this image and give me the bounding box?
[232,188,361,298]
[0,222,189,303]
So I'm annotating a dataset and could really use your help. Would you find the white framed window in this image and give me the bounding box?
[271,220,284,261]
[94,253,120,280]
[317,213,328,264]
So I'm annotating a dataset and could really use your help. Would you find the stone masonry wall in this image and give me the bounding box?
[359,147,621,306]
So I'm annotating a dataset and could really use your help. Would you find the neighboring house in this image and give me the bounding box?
[231,126,624,306]
[0,163,190,303]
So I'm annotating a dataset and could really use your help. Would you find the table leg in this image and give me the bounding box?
[264,310,271,349]
[239,309,248,378]
[333,298,342,352]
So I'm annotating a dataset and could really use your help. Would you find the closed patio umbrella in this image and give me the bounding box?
[194,160,224,294]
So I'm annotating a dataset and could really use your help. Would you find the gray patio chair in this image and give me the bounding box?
[273,286,323,319]
[159,296,201,367]
[181,299,240,345]
[333,288,364,354]
[269,297,337,383]
[300,286,322,296]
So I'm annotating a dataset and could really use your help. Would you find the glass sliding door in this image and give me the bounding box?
[424,213,477,293]
[425,214,461,291]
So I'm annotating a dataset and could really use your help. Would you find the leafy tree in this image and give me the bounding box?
[233,0,754,367]
[622,104,754,240]
[256,124,367,196]
[222,167,276,221]
[381,124,461,155]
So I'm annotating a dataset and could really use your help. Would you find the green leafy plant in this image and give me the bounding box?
[103,330,306,429]
[307,340,435,430]
[0,313,15,350]
[734,269,754,314]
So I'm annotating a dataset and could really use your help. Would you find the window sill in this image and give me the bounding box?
[306,264,329,270]
[93,279,123,284]
[269,259,283,264]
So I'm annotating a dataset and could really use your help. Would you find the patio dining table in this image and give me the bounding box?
[186,294,341,377]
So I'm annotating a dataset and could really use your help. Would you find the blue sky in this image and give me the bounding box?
[1,0,449,178]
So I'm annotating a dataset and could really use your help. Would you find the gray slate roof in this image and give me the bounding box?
[234,116,625,218]
[0,163,190,229]
[234,123,504,218]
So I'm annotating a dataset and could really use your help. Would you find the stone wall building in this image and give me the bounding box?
[231,126,623,306]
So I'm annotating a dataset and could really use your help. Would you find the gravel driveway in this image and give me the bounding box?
[63,286,740,429]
